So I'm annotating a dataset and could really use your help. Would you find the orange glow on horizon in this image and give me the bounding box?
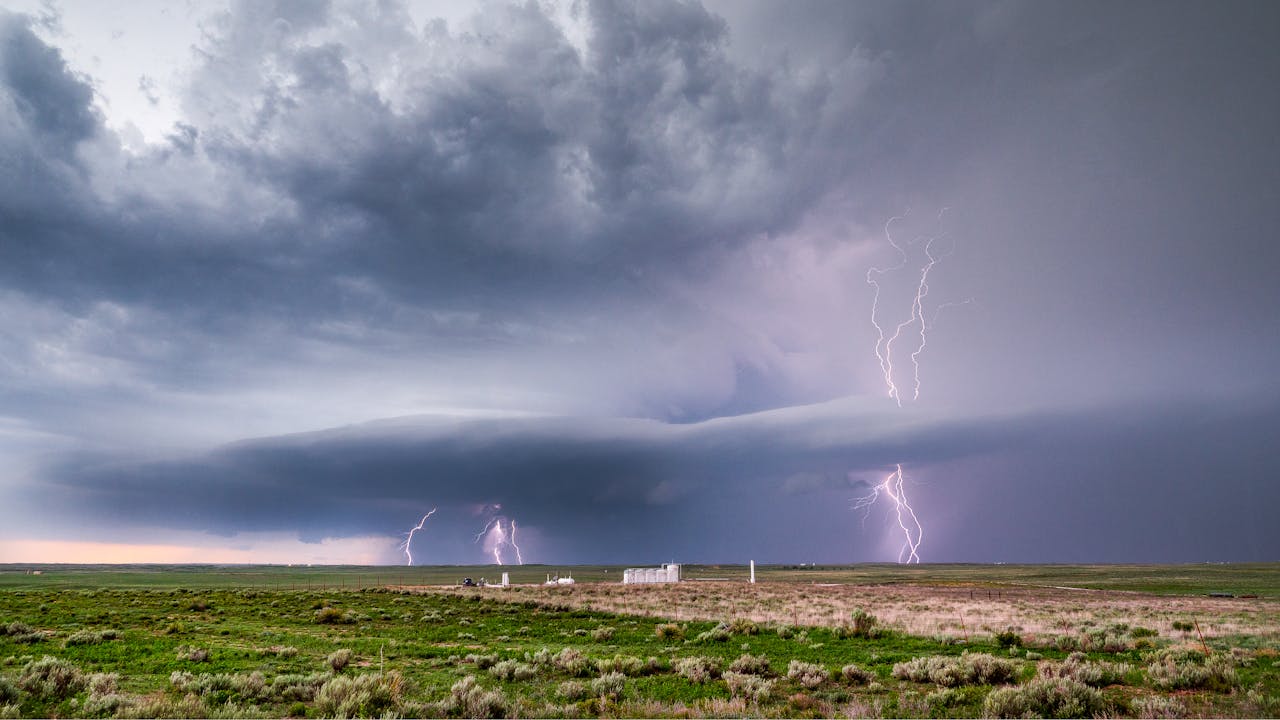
[0,535,397,565]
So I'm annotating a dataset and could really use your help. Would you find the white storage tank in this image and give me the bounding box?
[621,563,681,584]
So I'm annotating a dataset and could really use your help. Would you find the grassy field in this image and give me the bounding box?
[3,562,1277,596]
[0,564,1276,718]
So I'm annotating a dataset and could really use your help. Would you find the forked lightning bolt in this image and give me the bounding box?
[858,208,967,564]
[866,214,910,406]
[868,209,957,405]
[401,508,437,566]
[853,465,922,563]
[474,517,525,566]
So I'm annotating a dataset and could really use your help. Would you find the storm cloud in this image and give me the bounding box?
[18,394,1280,563]
[1,1,1278,563]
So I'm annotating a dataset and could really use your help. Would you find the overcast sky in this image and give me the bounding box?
[1,0,1277,565]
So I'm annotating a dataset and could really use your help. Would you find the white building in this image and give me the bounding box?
[622,563,680,584]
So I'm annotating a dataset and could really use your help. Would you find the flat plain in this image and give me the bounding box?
[0,563,1276,718]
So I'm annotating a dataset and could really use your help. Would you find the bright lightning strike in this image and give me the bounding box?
[474,516,525,566]
[473,517,499,543]
[490,522,506,565]
[510,520,524,565]
[854,465,922,563]
[400,508,437,566]
[858,208,969,564]
[866,214,910,406]
[868,209,958,405]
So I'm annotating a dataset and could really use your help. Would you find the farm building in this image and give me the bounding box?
[622,563,680,584]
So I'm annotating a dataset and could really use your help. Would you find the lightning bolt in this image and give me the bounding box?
[474,516,525,565]
[400,508,437,566]
[857,208,968,563]
[854,465,922,563]
[927,298,976,331]
[509,520,524,565]
[490,521,505,565]
[866,213,911,406]
[473,517,499,543]
[473,518,503,565]
[876,210,957,404]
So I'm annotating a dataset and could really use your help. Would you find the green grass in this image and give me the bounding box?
[744,562,1280,597]
[0,564,1276,717]
[4,562,1277,596]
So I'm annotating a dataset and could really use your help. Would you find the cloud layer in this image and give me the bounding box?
[18,394,1279,563]
[2,1,1279,563]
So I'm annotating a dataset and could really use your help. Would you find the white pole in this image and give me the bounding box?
[501,572,509,587]
[750,560,756,583]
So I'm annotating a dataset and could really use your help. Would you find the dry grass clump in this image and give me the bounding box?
[326,648,353,673]
[892,652,1017,687]
[114,694,207,719]
[786,660,830,689]
[693,623,731,644]
[555,679,588,701]
[313,606,349,624]
[489,659,538,682]
[593,654,659,676]
[1079,629,1137,653]
[0,677,19,705]
[924,687,964,712]
[728,653,771,676]
[82,690,135,716]
[724,671,775,702]
[62,628,121,647]
[654,623,684,639]
[17,655,86,700]
[443,675,509,719]
[175,644,210,662]
[464,652,500,670]
[983,677,1105,718]
[674,656,720,683]
[1144,649,1238,691]
[590,671,626,700]
[841,663,875,684]
[1131,694,1188,718]
[1039,652,1130,687]
[168,670,271,702]
[0,621,54,645]
[269,672,329,701]
[0,623,30,638]
[849,608,878,637]
[552,647,591,677]
[315,672,408,718]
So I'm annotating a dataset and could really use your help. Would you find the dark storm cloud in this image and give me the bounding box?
[0,0,871,422]
[0,12,97,226]
[174,0,854,311]
[31,399,955,539]
[0,13,97,146]
[22,394,1280,561]
[4,1,1280,562]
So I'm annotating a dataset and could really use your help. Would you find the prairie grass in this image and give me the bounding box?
[463,580,1278,645]
[0,568,1274,718]
[983,676,1106,718]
